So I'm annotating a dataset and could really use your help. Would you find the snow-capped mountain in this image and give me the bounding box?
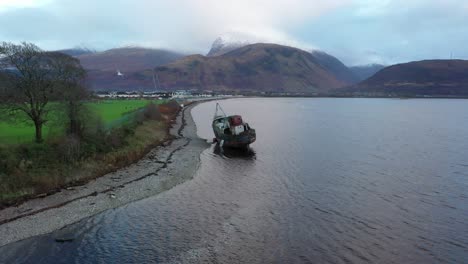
[206,33,358,84]
[206,32,257,56]
[208,31,315,56]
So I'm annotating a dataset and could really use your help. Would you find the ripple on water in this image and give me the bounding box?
[1,98,468,263]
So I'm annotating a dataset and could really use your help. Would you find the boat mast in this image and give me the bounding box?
[152,69,158,90]
[214,103,227,119]
[156,74,161,90]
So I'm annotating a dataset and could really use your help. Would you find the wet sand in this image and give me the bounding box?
[0,102,210,247]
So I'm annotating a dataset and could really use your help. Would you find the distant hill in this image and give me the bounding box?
[346,60,468,96]
[57,48,95,57]
[89,43,357,92]
[207,36,358,83]
[74,47,184,90]
[146,43,357,93]
[77,47,185,72]
[350,64,386,81]
[310,50,358,84]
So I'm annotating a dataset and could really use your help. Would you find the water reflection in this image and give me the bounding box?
[213,143,257,160]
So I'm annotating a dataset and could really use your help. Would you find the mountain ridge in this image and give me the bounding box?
[349,64,386,81]
[345,60,468,96]
[87,43,358,92]
[150,43,357,93]
[207,36,250,57]
[76,47,185,72]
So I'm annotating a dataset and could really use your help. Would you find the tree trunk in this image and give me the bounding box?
[34,120,43,143]
[68,102,80,137]
[70,118,80,137]
[70,119,76,135]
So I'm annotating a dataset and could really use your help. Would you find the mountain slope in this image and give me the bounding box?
[57,48,95,57]
[350,64,386,81]
[77,47,184,72]
[207,36,358,83]
[146,43,356,93]
[310,51,358,84]
[85,44,357,92]
[347,60,468,96]
[75,47,185,91]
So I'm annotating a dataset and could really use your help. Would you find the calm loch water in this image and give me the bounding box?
[1,98,467,263]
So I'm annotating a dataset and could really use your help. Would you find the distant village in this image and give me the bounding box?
[93,90,323,99]
[94,90,222,100]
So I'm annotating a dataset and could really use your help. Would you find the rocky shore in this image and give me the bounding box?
[0,102,209,247]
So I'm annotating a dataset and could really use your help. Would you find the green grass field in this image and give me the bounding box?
[0,99,167,144]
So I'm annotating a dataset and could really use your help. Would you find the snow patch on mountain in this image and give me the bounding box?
[207,31,316,56]
[207,32,256,56]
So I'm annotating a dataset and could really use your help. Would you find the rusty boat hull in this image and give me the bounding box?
[212,104,256,149]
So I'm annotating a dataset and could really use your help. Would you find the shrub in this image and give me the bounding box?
[158,100,181,121]
[143,102,162,121]
[0,146,19,175]
[56,135,81,163]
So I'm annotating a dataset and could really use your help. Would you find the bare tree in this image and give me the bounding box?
[0,71,12,105]
[0,42,88,142]
[0,42,56,143]
[47,52,88,137]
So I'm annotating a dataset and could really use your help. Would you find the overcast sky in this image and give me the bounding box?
[0,0,467,65]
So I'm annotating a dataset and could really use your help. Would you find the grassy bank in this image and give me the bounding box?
[0,100,181,207]
[0,99,168,144]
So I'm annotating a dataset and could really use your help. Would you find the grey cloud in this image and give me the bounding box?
[300,0,468,65]
[0,0,467,65]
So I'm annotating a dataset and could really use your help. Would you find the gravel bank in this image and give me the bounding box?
[0,102,209,247]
